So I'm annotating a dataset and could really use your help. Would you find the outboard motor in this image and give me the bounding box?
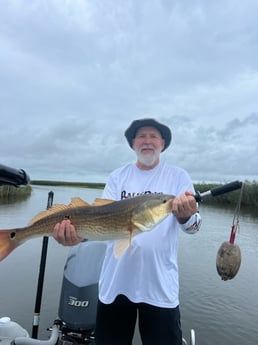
[58,241,107,343]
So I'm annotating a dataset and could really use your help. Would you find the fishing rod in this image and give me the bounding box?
[193,180,242,202]
[32,191,54,339]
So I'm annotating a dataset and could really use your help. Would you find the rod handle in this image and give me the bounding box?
[194,180,242,202]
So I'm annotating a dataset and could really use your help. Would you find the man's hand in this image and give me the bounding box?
[171,191,198,224]
[53,219,83,246]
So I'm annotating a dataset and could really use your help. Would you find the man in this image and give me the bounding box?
[53,118,201,345]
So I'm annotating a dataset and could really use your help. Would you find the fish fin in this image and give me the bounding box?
[28,198,90,225]
[28,204,70,225]
[0,230,20,261]
[113,239,131,258]
[69,197,90,207]
[92,198,115,206]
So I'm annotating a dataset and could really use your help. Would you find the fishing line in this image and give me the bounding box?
[229,182,244,244]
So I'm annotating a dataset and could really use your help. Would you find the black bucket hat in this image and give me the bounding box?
[124,118,172,152]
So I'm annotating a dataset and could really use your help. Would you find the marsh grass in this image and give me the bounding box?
[30,180,105,189]
[0,185,32,203]
[194,181,258,208]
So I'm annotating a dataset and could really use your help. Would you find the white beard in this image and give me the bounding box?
[135,149,160,167]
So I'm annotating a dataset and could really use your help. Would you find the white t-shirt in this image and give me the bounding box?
[98,162,200,308]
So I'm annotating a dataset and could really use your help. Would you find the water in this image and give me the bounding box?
[179,205,258,345]
[0,186,257,345]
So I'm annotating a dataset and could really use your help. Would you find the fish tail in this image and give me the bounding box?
[0,229,20,261]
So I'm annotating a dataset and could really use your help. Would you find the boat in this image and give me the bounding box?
[0,163,242,345]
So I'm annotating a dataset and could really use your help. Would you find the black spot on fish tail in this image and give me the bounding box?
[10,232,16,239]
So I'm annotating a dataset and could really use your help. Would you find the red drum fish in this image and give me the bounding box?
[0,194,174,261]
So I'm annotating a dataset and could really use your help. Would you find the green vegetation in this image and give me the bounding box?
[30,180,105,189]
[0,185,32,203]
[194,181,258,208]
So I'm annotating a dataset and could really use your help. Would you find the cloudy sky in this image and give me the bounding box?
[1,0,257,183]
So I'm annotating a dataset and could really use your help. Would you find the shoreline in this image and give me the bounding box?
[30,180,105,189]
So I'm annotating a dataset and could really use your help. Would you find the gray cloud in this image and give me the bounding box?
[0,0,257,182]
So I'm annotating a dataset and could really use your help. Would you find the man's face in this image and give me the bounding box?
[132,126,165,167]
